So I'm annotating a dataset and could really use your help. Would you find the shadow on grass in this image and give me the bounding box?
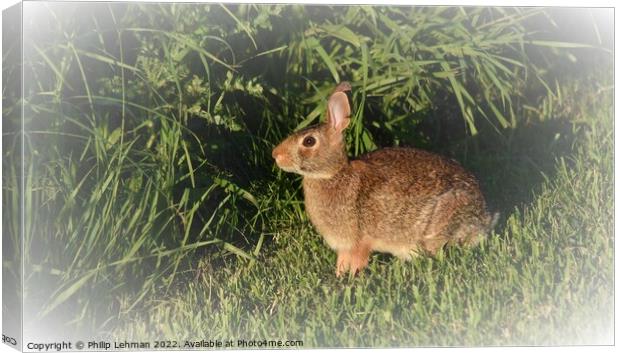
[418,112,579,233]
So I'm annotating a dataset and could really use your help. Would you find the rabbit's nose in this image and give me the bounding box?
[273,153,285,165]
[272,147,283,162]
[272,146,288,167]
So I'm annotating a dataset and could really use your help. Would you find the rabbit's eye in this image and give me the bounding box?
[302,136,316,147]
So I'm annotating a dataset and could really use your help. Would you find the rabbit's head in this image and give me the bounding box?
[272,82,352,178]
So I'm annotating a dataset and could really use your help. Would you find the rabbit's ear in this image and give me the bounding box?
[332,81,352,94]
[327,91,351,133]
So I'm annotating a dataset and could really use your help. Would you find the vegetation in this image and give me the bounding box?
[3,2,612,345]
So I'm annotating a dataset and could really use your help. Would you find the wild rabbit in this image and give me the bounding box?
[272,82,496,277]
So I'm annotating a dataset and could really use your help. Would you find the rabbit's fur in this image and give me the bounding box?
[272,82,495,277]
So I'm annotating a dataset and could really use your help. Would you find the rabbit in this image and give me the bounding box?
[272,81,497,277]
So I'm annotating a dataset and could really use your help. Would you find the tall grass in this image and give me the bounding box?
[6,2,610,337]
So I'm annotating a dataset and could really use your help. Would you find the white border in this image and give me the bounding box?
[0,2,616,353]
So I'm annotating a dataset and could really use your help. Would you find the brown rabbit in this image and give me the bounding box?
[272,82,496,277]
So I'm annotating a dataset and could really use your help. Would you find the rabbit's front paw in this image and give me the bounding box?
[335,242,371,277]
[336,250,351,277]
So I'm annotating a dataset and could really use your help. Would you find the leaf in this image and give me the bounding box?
[432,71,458,79]
[214,176,258,208]
[181,141,196,188]
[306,38,340,83]
[529,40,601,50]
[42,271,97,317]
[219,3,257,50]
[321,24,362,47]
[107,127,122,147]
[222,242,255,261]
[32,45,74,90]
[125,28,236,70]
[296,104,324,130]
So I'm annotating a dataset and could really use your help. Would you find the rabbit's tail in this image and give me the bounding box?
[487,212,500,234]
[454,211,499,247]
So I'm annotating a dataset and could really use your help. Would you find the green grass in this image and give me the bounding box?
[110,82,613,346]
[3,3,612,346]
